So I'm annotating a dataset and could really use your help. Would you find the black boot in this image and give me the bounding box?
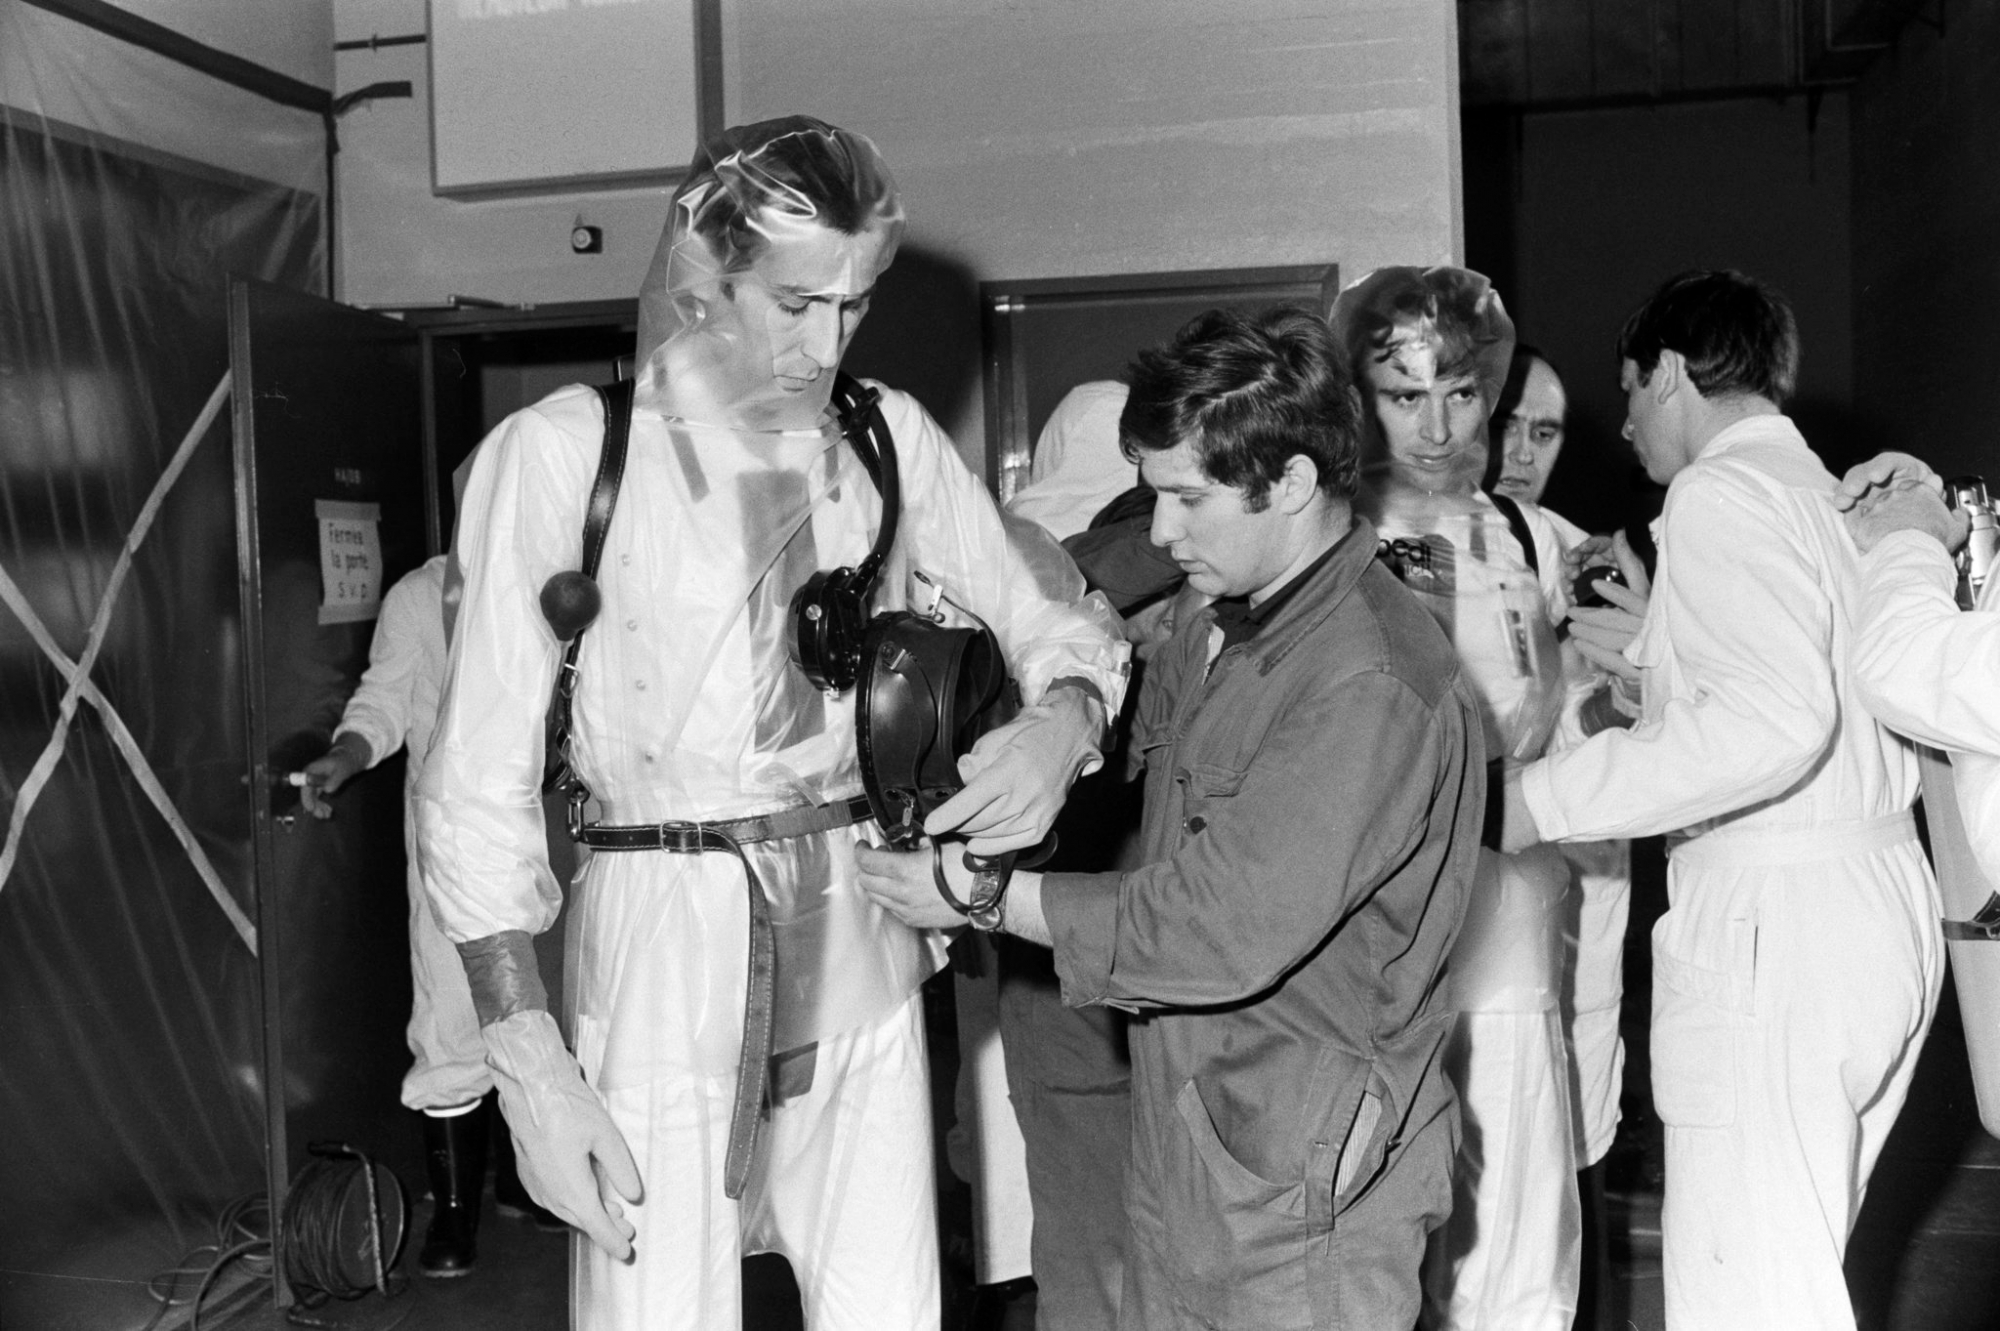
[492,1109,567,1233]
[418,1105,488,1277]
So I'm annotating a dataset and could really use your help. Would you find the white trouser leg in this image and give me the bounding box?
[760,990,939,1330]
[578,991,938,1331]
[1654,847,1941,1331]
[1425,1009,1581,1330]
[1561,840,1630,1168]
[1426,847,1581,1330]
[400,853,493,1112]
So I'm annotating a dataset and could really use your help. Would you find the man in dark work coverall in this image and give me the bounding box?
[860,305,1482,1329]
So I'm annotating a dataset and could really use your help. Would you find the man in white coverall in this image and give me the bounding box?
[1834,454,1995,854]
[1489,344,1642,1325]
[299,555,531,1276]
[1500,270,1941,1330]
[417,117,1126,1331]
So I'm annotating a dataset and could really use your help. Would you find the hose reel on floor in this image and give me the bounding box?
[280,1141,410,1316]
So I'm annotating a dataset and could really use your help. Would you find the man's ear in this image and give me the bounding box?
[1652,349,1686,403]
[1277,454,1321,515]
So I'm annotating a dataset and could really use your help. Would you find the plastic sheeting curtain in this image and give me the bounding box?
[0,0,323,1310]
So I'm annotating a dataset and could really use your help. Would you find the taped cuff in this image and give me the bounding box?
[457,930,549,1027]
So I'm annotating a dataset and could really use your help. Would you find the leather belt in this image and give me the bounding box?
[575,795,873,851]
[573,794,873,1200]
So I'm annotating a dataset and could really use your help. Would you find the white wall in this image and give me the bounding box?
[111,0,333,87]
[335,0,678,310]
[335,0,1463,451]
[729,0,1461,284]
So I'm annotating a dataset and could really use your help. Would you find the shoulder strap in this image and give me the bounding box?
[1489,492,1540,577]
[544,380,634,800]
[831,372,900,584]
[581,380,634,578]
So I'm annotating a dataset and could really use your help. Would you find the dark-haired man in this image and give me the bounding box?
[1500,270,1939,1330]
[1491,344,1571,511]
[861,305,1483,1329]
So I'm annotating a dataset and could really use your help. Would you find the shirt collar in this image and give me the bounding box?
[1701,411,1802,459]
[1204,517,1377,660]
[1210,538,1343,649]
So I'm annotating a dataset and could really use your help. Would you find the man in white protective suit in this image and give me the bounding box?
[1500,269,1942,1330]
[300,554,556,1277]
[1834,453,1994,862]
[1330,266,1590,1331]
[1832,454,2000,1140]
[416,117,1127,1331]
[1489,343,1646,1327]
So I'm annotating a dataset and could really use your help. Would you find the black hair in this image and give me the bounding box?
[1118,305,1362,511]
[682,116,894,274]
[1616,269,1800,404]
[1491,343,1562,432]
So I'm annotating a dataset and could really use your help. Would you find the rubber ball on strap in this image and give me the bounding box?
[540,571,602,642]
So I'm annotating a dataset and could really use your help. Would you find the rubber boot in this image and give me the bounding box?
[492,1109,568,1233]
[418,1105,488,1277]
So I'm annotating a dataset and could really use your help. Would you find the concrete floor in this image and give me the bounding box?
[31,1005,1992,1331]
[17,855,2000,1331]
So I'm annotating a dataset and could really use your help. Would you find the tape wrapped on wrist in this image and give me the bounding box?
[457,930,549,1027]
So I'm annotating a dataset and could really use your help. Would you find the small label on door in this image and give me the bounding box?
[316,499,383,625]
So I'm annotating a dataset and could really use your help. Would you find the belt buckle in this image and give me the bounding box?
[656,821,703,852]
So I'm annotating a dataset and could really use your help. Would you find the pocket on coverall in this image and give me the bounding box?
[1649,910,1757,1129]
[1164,1078,1310,1323]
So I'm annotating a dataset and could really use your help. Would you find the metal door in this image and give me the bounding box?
[228,278,428,1301]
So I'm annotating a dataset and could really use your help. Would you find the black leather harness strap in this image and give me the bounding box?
[554,381,887,1202]
[544,379,635,803]
[1489,491,1540,577]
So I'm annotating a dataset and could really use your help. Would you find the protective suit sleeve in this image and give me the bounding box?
[1522,468,1837,842]
[1043,671,1456,1009]
[877,386,1129,715]
[1543,507,1591,551]
[331,566,430,768]
[1853,530,2000,756]
[417,393,596,942]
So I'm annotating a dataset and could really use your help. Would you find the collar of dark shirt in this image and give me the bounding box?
[1210,535,1346,651]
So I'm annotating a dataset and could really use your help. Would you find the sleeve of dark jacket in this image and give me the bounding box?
[1042,666,1463,1009]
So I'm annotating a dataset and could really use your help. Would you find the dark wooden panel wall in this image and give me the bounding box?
[1460,0,1934,107]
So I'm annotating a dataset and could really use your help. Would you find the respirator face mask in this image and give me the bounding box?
[789,378,1019,849]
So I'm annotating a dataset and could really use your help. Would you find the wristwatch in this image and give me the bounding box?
[962,853,1011,932]
[932,842,1013,932]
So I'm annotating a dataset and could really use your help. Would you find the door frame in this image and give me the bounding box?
[395,300,638,555]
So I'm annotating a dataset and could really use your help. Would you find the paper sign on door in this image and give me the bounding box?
[317,499,383,625]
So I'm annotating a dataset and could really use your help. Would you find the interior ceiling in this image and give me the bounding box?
[1459,0,1942,109]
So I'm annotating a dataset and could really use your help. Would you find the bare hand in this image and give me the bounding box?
[855,842,970,930]
[1831,451,1942,513]
[1846,482,1969,555]
[1121,596,1178,660]
[1559,533,1613,585]
[1564,531,1651,681]
[924,686,1104,855]
[298,736,370,819]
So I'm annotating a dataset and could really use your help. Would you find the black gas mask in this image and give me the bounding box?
[790,375,1019,849]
